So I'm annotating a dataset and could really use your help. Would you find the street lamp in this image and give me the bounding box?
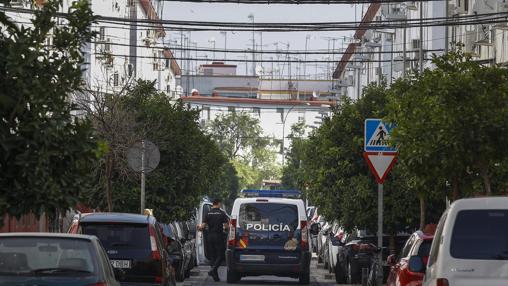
[248,13,255,76]
[281,102,312,166]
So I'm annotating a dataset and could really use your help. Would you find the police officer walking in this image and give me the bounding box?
[199,198,229,282]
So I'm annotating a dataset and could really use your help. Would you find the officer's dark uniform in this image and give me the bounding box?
[204,207,229,276]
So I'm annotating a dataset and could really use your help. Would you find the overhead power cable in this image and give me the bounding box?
[92,52,428,63]
[155,0,452,4]
[3,6,508,32]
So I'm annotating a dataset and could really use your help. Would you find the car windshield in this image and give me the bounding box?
[451,209,508,260]
[0,237,96,276]
[81,223,151,259]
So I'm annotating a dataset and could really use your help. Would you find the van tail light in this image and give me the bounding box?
[437,278,449,286]
[228,219,237,248]
[300,220,309,250]
[148,225,161,261]
[87,283,107,286]
[154,276,162,283]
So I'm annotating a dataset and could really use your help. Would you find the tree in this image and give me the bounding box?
[387,46,508,200]
[81,80,232,221]
[207,112,280,190]
[0,0,97,219]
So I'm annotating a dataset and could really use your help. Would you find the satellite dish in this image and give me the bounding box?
[127,140,160,173]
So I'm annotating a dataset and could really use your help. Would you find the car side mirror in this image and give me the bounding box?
[113,268,126,280]
[387,254,396,266]
[408,255,425,273]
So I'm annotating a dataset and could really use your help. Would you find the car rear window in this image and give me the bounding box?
[81,223,151,259]
[417,240,432,257]
[239,203,298,232]
[0,237,96,276]
[451,210,508,260]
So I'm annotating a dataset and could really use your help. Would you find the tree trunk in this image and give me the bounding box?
[452,177,460,201]
[479,162,492,196]
[419,193,426,230]
[105,154,114,212]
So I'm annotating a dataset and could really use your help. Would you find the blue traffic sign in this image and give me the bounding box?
[364,119,397,153]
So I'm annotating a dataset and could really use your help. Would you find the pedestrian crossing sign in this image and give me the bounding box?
[364,118,397,153]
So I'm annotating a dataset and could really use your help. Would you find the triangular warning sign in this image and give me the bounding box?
[366,122,391,148]
[363,152,397,184]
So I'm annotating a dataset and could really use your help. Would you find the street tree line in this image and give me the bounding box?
[283,46,508,234]
[0,0,238,223]
[1,0,280,223]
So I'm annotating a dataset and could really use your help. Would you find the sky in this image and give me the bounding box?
[161,2,366,77]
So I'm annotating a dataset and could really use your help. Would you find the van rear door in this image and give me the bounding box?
[236,202,301,264]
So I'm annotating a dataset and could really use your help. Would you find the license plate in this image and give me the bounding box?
[111,259,131,269]
[239,255,265,262]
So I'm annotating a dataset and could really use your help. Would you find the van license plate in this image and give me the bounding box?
[239,255,265,262]
[111,260,131,268]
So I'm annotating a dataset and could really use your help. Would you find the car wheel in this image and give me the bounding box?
[226,268,240,283]
[334,261,346,284]
[299,272,310,285]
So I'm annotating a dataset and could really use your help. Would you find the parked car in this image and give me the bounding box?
[423,197,508,286]
[173,221,193,281]
[162,223,186,282]
[185,220,197,270]
[0,232,120,286]
[317,221,332,264]
[68,212,176,286]
[386,230,434,286]
[325,222,344,273]
[335,230,409,284]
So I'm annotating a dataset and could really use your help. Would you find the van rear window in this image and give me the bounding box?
[239,203,298,232]
[451,210,508,260]
[81,223,151,259]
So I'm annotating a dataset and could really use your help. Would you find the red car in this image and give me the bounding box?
[386,228,435,286]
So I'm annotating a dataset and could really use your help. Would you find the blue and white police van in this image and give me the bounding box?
[226,190,311,284]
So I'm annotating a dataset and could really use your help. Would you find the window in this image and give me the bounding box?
[239,203,299,232]
[99,27,105,41]
[252,107,261,117]
[80,223,150,259]
[400,235,415,259]
[450,210,508,260]
[428,212,447,267]
[166,84,171,94]
[113,72,119,87]
[0,237,97,275]
[417,240,432,257]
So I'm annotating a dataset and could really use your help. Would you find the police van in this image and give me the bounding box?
[226,190,311,284]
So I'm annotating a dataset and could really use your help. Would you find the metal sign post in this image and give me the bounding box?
[140,140,146,214]
[127,140,160,214]
[377,183,383,286]
[364,119,398,286]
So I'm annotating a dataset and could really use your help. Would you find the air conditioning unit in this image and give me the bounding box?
[411,39,421,50]
[406,1,418,10]
[386,6,407,20]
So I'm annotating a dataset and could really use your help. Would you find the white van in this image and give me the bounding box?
[226,190,311,284]
[420,197,508,286]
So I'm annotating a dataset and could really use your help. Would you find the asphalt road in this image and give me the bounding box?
[178,256,347,286]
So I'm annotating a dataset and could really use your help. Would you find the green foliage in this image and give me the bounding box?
[387,46,508,197]
[207,112,280,190]
[83,80,232,221]
[0,0,97,218]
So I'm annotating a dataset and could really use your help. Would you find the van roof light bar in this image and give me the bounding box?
[240,189,302,199]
